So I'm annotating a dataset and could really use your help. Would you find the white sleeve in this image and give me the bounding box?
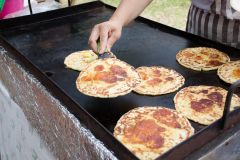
[191,0,214,11]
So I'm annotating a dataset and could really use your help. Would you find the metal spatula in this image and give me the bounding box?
[97,40,113,59]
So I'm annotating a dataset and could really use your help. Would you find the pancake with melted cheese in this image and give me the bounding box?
[114,107,194,160]
[76,58,141,98]
[133,66,185,95]
[174,86,240,125]
[64,50,116,71]
[217,60,240,84]
[176,47,230,71]
[64,50,98,71]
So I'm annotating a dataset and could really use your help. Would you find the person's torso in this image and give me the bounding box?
[192,0,240,20]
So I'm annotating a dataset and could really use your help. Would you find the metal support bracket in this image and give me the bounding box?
[28,0,33,15]
[221,80,240,129]
[68,0,71,7]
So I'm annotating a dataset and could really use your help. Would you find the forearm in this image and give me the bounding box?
[109,0,153,26]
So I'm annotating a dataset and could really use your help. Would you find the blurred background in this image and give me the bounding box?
[74,0,191,31]
[0,0,191,31]
[102,0,191,31]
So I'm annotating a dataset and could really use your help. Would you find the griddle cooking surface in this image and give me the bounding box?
[1,5,239,134]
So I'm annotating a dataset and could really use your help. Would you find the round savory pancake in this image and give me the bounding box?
[114,106,194,160]
[76,58,141,98]
[176,47,230,71]
[64,50,116,71]
[174,86,240,125]
[64,50,98,71]
[133,66,185,95]
[217,60,240,84]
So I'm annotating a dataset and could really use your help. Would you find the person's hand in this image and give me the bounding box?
[88,20,123,54]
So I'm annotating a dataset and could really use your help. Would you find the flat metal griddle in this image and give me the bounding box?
[1,1,240,159]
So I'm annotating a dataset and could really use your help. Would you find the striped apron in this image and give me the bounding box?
[186,0,240,48]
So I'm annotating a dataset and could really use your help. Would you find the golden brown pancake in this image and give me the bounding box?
[174,86,240,125]
[133,66,185,95]
[176,47,230,71]
[64,50,116,71]
[217,60,240,84]
[76,58,141,98]
[114,106,194,160]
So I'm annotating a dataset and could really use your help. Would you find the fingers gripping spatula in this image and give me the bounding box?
[97,39,114,59]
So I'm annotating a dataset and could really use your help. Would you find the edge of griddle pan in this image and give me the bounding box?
[1,1,240,159]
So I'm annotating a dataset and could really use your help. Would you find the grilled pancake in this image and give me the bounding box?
[133,66,185,95]
[217,60,240,84]
[64,50,116,71]
[76,58,141,98]
[174,86,240,125]
[176,47,230,71]
[114,106,194,160]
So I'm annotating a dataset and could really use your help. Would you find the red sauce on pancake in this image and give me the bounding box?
[200,98,214,106]
[201,51,209,56]
[153,69,161,76]
[233,68,240,78]
[210,54,219,58]
[196,56,203,60]
[153,109,181,128]
[94,72,107,80]
[101,74,117,83]
[125,119,165,149]
[166,77,174,81]
[201,90,209,94]
[147,78,162,86]
[139,71,148,80]
[94,72,117,83]
[208,60,224,66]
[94,65,104,71]
[153,108,172,117]
[110,65,127,77]
[207,92,223,103]
[191,99,214,112]
[184,52,194,57]
[81,75,92,81]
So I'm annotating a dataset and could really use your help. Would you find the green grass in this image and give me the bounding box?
[102,0,191,31]
[74,0,191,30]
